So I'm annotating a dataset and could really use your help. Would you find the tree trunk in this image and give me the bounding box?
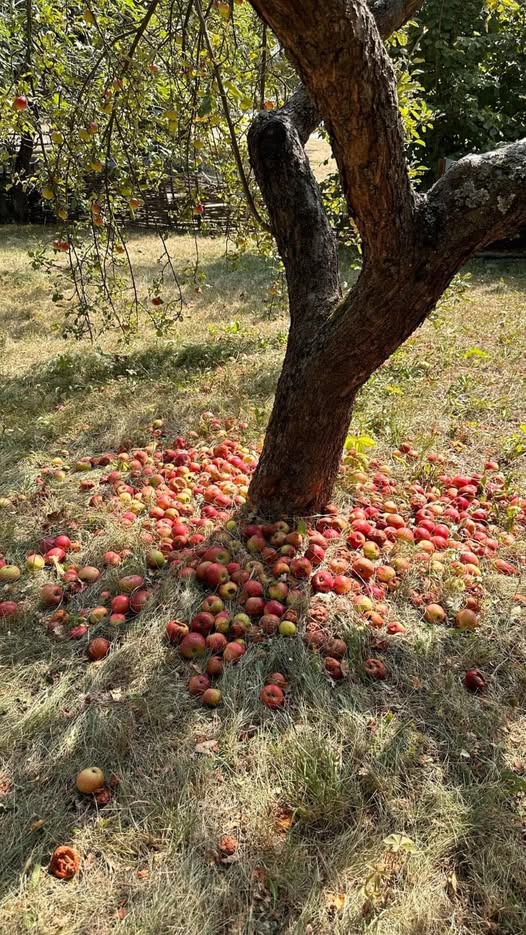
[245,1,526,518]
[248,337,355,516]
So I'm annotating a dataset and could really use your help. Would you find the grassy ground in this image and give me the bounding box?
[0,228,525,935]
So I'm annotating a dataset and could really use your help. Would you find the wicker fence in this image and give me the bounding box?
[0,134,244,232]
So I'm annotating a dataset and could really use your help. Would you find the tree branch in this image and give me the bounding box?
[369,0,424,36]
[195,0,269,230]
[249,0,415,259]
[419,140,526,260]
[259,0,424,145]
[248,111,341,328]
[316,139,526,393]
[247,0,427,329]
[280,86,319,146]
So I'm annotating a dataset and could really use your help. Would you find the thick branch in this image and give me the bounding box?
[317,139,526,391]
[248,112,341,327]
[247,1,426,334]
[268,0,425,143]
[280,86,319,146]
[250,0,415,258]
[370,0,424,36]
[419,140,526,260]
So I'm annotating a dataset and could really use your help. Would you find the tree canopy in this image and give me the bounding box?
[2,0,523,341]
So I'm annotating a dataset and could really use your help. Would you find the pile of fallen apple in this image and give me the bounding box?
[1,415,525,712]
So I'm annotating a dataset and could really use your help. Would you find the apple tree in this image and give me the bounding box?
[244,0,526,514]
[1,1,525,516]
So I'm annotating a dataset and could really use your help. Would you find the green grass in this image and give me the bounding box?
[0,228,525,934]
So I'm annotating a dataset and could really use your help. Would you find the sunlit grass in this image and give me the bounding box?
[0,229,525,934]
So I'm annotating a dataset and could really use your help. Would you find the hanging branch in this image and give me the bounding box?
[194,0,269,231]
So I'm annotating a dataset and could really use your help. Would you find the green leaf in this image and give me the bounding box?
[464,347,490,360]
[197,94,212,117]
[344,434,376,453]
[383,833,418,854]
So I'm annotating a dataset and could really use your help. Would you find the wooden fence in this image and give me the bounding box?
[0,133,245,232]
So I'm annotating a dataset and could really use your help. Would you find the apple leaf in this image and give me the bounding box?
[197,94,212,117]
[344,434,376,453]
[383,833,417,854]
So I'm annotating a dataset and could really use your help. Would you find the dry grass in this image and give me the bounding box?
[0,228,525,935]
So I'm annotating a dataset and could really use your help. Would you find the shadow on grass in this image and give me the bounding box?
[0,331,287,491]
[0,337,265,407]
[1,510,526,934]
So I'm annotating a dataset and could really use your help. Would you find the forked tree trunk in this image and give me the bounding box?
[245,0,526,517]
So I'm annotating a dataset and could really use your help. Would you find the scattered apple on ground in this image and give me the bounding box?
[1,413,524,718]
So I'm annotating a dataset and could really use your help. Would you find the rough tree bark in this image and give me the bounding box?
[246,0,526,516]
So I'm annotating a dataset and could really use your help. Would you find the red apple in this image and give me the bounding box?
[312,571,334,593]
[352,557,375,581]
[324,657,344,680]
[455,608,479,630]
[201,595,224,615]
[204,563,229,587]
[267,581,289,601]
[332,575,353,594]
[290,557,313,579]
[40,584,64,608]
[13,94,28,111]
[129,589,151,614]
[179,633,206,658]
[325,638,347,659]
[118,574,144,592]
[260,684,284,708]
[201,688,222,706]
[464,669,486,692]
[69,624,89,639]
[244,596,265,617]
[206,656,224,677]
[78,565,100,584]
[223,641,246,663]
[244,579,264,598]
[305,543,325,566]
[386,621,405,635]
[424,603,446,624]
[260,613,280,635]
[191,612,215,635]
[103,550,121,566]
[206,632,228,653]
[111,595,129,614]
[265,672,288,689]
[188,674,211,696]
[87,637,110,661]
[55,535,71,549]
[364,658,387,679]
[165,620,189,643]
